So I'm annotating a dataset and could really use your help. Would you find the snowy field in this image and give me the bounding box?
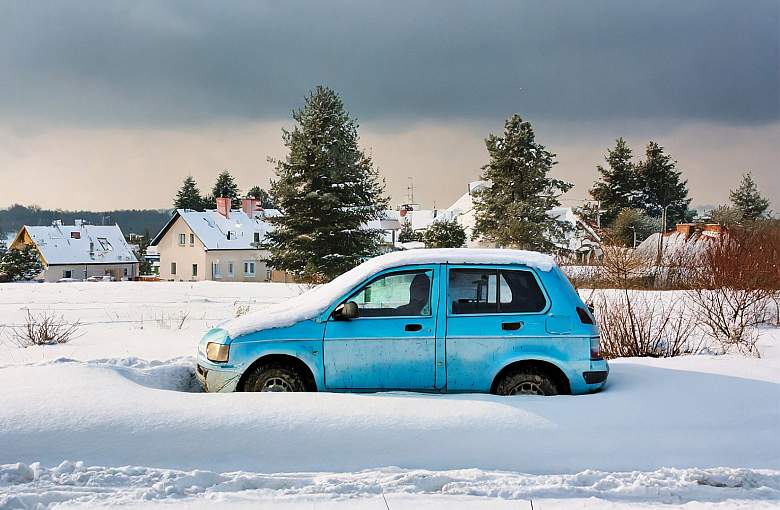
[0,282,778,509]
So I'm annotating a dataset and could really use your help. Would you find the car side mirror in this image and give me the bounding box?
[333,301,359,320]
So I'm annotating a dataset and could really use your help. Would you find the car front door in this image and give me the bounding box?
[323,265,439,390]
[444,265,551,391]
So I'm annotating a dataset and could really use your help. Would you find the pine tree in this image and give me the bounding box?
[609,208,660,247]
[472,114,573,251]
[589,138,641,226]
[174,176,207,211]
[265,86,389,282]
[210,170,241,209]
[709,205,743,227]
[247,186,276,209]
[729,172,770,221]
[636,142,691,229]
[0,245,44,281]
[397,219,419,243]
[423,219,467,248]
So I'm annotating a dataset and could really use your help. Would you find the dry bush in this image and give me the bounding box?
[592,291,703,358]
[685,224,780,356]
[235,303,251,317]
[589,242,703,357]
[9,310,82,348]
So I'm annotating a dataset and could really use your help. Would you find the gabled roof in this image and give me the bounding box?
[18,223,137,265]
[152,209,278,250]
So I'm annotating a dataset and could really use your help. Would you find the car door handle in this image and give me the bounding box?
[502,321,523,331]
[405,323,423,332]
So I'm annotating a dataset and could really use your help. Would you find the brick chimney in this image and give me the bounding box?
[675,223,695,239]
[703,223,723,234]
[241,197,259,217]
[216,197,230,218]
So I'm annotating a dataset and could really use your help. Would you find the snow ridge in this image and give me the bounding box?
[1,462,778,509]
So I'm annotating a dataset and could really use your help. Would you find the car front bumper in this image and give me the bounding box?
[196,359,242,393]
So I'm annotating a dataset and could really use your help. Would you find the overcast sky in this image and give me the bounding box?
[0,0,777,211]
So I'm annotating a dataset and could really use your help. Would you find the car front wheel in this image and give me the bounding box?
[495,368,559,396]
[242,363,308,392]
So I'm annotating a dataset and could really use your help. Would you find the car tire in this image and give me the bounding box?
[495,367,559,396]
[242,362,308,392]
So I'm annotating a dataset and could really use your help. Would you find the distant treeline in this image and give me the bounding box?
[0,204,172,239]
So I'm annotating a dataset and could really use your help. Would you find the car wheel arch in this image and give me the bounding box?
[238,354,318,392]
[490,359,572,395]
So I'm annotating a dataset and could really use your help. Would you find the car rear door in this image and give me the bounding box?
[444,264,551,391]
[323,265,439,390]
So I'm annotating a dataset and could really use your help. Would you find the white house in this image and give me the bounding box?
[151,197,281,282]
[10,220,139,282]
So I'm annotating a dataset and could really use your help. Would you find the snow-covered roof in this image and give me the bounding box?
[222,248,555,338]
[153,209,277,250]
[635,231,716,262]
[20,223,138,265]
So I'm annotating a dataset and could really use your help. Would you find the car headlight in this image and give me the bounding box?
[206,342,230,362]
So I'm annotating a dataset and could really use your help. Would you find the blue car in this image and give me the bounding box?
[196,248,608,396]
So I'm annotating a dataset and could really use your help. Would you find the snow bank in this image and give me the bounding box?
[223,248,555,338]
[2,461,778,509]
[1,355,778,475]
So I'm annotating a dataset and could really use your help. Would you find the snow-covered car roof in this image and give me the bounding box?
[222,248,555,338]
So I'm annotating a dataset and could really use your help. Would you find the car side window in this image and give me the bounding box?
[498,269,546,313]
[349,270,433,317]
[450,268,546,314]
[449,269,498,314]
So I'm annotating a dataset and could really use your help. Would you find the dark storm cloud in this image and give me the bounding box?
[0,0,777,125]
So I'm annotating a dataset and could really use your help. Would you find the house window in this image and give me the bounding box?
[212,262,221,278]
[243,261,256,277]
[253,232,260,243]
[124,268,128,277]
[190,233,195,246]
[171,262,177,275]
[192,264,198,277]
[227,262,234,276]
[62,270,72,279]
[178,233,186,246]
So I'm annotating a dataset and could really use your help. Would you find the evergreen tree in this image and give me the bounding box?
[397,219,419,243]
[174,176,207,211]
[210,170,241,209]
[0,245,44,281]
[265,86,389,282]
[709,205,743,227]
[636,142,691,229]
[472,114,573,251]
[609,208,660,248]
[729,172,770,221]
[589,138,641,226]
[423,219,467,248]
[247,186,276,209]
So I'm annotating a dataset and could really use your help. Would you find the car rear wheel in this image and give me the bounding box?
[242,362,308,392]
[495,368,559,396]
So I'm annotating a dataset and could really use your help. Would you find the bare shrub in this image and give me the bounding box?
[8,310,82,348]
[590,239,703,358]
[235,304,251,317]
[685,223,780,357]
[592,291,702,358]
